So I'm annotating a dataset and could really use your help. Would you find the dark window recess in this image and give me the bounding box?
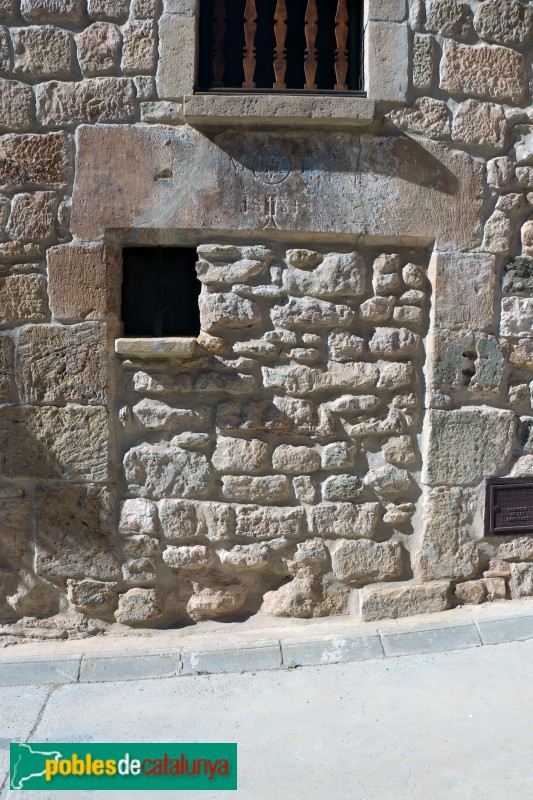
[121,247,201,337]
[198,0,364,94]
[485,478,533,536]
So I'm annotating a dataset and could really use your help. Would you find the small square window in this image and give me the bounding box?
[121,247,201,337]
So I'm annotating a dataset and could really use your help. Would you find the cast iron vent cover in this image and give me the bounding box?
[121,247,201,337]
[485,478,533,536]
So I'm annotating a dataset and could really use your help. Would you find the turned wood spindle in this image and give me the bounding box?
[212,0,226,87]
[304,0,318,90]
[334,0,349,90]
[273,0,288,89]
[243,0,257,88]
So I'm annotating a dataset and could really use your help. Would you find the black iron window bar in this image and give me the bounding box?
[198,0,364,94]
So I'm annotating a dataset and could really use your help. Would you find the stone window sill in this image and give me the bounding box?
[183,93,376,129]
[115,337,196,359]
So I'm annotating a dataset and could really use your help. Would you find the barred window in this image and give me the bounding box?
[198,0,364,94]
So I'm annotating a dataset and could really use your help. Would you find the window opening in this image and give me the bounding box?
[121,247,201,337]
[198,0,364,94]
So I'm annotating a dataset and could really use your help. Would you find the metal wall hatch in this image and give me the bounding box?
[485,478,533,536]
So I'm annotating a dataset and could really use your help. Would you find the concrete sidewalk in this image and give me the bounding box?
[2,600,533,799]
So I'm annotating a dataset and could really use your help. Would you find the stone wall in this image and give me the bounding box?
[2,0,533,639]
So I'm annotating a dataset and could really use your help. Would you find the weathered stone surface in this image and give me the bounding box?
[376,362,414,389]
[15,323,109,405]
[331,539,402,584]
[452,100,506,148]
[131,398,207,431]
[199,292,262,332]
[124,445,212,499]
[474,0,533,47]
[414,487,481,581]
[359,296,395,322]
[115,588,163,626]
[87,0,129,19]
[0,274,47,325]
[369,327,420,358]
[328,332,365,362]
[423,408,514,486]
[431,252,496,332]
[187,578,247,620]
[440,41,524,102]
[282,252,365,298]
[272,445,320,474]
[0,27,10,74]
[501,297,533,338]
[0,337,14,402]
[383,435,417,466]
[499,537,533,561]
[157,498,197,540]
[430,329,505,398]
[236,506,305,539]
[196,258,266,286]
[35,484,118,581]
[67,578,117,612]
[482,210,513,254]
[222,475,290,503]
[388,98,450,139]
[262,573,347,618]
[218,542,269,569]
[36,78,136,127]
[292,475,317,504]
[413,34,434,90]
[508,563,533,599]
[454,580,487,605]
[521,220,533,255]
[425,0,472,39]
[511,339,533,367]
[262,363,378,396]
[364,465,411,498]
[383,501,415,526]
[308,503,379,539]
[119,498,158,535]
[502,257,533,296]
[122,20,156,74]
[7,191,56,242]
[321,442,354,469]
[271,297,355,329]
[47,242,119,321]
[162,544,214,571]
[76,22,121,76]
[21,0,83,21]
[0,406,109,481]
[0,131,70,191]
[6,569,58,617]
[360,581,450,621]
[0,489,32,565]
[212,436,269,474]
[12,26,73,78]
[322,474,362,502]
[0,79,34,131]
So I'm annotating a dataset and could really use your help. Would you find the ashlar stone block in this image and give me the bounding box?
[423,407,515,486]
[430,252,496,332]
[36,78,136,127]
[35,483,118,582]
[76,23,121,77]
[331,539,403,584]
[440,40,524,103]
[360,582,450,621]
[121,21,157,74]
[0,79,34,131]
[47,242,120,321]
[15,323,109,405]
[7,192,56,242]
[11,26,74,78]
[0,274,47,325]
[0,405,110,481]
[0,131,71,191]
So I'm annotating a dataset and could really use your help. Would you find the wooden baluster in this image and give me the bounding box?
[273,0,288,89]
[243,0,257,88]
[334,0,349,90]
[212,0,226,87]
[304,0,318,89]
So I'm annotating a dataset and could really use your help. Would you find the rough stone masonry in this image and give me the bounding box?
[2,0,533,641]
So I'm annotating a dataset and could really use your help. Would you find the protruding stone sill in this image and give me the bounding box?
[183,93,376,129]
[115,337,196,359]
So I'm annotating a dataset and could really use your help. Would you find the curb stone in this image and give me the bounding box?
[2,611,533,686]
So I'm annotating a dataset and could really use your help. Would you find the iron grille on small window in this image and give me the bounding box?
[198,0,364,93]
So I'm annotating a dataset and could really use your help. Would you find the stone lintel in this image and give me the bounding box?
[115,337,196,359]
